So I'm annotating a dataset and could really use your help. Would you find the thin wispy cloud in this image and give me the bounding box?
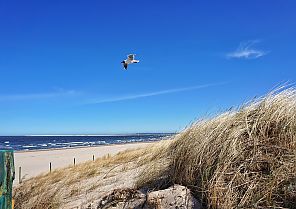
[0,89,81,101]
[227,40,268,59]
[85,82,226,105]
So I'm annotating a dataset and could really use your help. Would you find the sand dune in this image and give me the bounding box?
[13,88,296,208]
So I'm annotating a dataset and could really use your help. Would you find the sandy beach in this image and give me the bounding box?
[13,142,152,185]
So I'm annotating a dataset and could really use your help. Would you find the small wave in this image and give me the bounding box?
[68,141,85,144]
[116,139,146,143]
[22,145,37,148]
[95,141,108,145]
[4,141,9,144]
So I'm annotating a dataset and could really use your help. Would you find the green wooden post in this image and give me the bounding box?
[0,147,15,209]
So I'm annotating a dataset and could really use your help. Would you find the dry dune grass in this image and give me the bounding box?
[13,141,173,208]
[14,87,296,208]
[13,147,147,209]
[137,87,296,208]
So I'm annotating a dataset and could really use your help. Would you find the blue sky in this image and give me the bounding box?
[0,0,295,135]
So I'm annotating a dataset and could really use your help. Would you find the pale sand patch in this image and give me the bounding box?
[13,142,152,185]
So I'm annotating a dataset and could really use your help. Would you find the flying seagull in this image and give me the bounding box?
[121,54,139,70]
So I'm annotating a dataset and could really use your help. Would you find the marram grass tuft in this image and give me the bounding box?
[137,87,296,208]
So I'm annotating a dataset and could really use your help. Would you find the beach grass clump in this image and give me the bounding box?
[137,87,296,208]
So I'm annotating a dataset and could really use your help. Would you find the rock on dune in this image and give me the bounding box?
[145,185,201,209]
[94,185,201,209]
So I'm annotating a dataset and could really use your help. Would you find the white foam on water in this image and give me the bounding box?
[22,145,37,148]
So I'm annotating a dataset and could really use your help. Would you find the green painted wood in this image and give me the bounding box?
[0,149,15,209]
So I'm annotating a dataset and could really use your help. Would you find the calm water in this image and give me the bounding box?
[0,134,173,151]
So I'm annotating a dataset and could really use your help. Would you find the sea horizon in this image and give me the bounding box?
[0,133,173,151]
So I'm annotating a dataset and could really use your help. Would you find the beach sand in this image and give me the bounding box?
[13,142,152,185]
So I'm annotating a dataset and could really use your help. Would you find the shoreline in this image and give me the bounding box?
[14,140,160,154]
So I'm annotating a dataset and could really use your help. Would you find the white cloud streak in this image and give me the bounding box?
[227,40,268,59]
[85,82,226,105]
[0,89,80,101]
[0,83,226,104]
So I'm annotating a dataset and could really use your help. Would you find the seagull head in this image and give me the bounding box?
[121,60,125,63]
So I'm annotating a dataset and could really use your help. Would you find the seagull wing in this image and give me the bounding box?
[127,54,135,61]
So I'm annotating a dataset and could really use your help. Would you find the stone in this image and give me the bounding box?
[96,185,201,209]
[144,185,201,209]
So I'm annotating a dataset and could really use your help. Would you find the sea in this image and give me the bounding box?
[0,133,173,151]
